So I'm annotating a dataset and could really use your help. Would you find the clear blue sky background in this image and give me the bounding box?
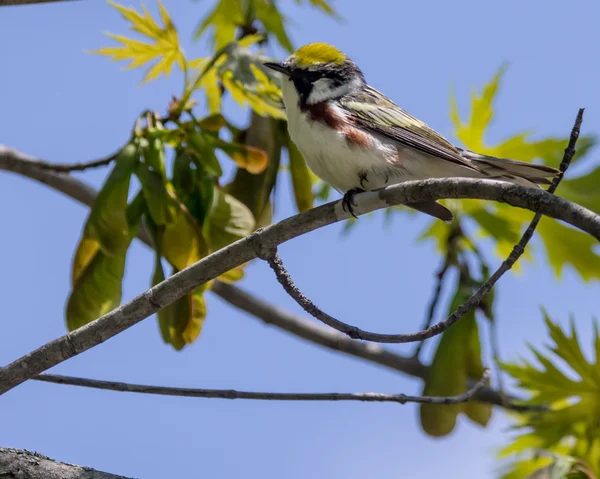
[1,1,600,478]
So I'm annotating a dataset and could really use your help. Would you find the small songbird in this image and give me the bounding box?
[264,43,559,222]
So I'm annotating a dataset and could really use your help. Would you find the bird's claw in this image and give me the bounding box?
[342,188,364,219]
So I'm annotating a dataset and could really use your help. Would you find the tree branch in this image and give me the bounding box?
[33,369,490,404]
[28,153,117,173]
[0,145,543,410]
[0,0,78,6]
[0,447,131,479]
[257,109,583,343]
[0,158,597,396]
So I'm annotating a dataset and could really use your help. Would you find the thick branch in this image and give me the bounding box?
[34,369,489,404]
[0,447,131,479]
[1,143,599,395]
[260,109,582,343]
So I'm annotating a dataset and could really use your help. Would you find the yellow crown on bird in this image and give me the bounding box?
[292,43,347,67]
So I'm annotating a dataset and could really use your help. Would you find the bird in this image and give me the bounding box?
[263,43,560,222]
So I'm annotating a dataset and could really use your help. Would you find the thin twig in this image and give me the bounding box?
[0,145,537,412]
[260,109,584,344]
[30,153,117,173]
[411,224,461,358]
[0,122,595,395]
[33,369,490,404]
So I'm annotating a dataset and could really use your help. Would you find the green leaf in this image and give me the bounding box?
[85,142,139,255]
[537,218,600,282]
[205,188,255,253]
[500,456,554,479]
[193,0,244,48]
[66,245,127,331]
[135,138,178,225]
[287,136,314,212]
[156,197,209,271]
[189,39,285,120]
[559,165,600,214]
[170,284,207,350]
[213,138,269,174]
[420,273,491,436]
[92,0,184,84]
[66,192,145,331]
[450,63,508,152]
[185,128,224,177]
[150,239,207,349]
[500,311,600,476]
[225,114,283,222]
[252,0,293,52]
[172,153,215,228]
[294,0,340,18]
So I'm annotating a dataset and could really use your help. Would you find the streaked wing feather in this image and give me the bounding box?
[340,86,481,172]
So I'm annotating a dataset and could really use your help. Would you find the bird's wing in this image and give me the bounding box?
[339,86,481,171]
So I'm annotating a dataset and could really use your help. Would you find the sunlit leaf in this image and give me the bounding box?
[214,138,268,174]
[193,0,244,48]
[500,311,600,476]
[189,40,285,120]
[252,0,293,52]
[92,0,184,83]
[294,0,340,17]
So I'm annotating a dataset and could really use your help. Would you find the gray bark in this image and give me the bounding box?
[0,447,133,479]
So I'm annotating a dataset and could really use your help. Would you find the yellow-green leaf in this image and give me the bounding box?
[151,257,207,349]
[287,137,314,212]
[71,236,101,285]
[450,63,508,152]
[205,189,255,253]
[157,199,209,271]
[252,0,293,52]
[225,115,283,222]
[67,193,144,331]
[215,139,268,174]
[92,0,184,83]
[170,286,207,350]
[185,129,224,177]
[193,0,244,48]
[85,142,139,255]
[537,218,600,282]
[66,247,126,331]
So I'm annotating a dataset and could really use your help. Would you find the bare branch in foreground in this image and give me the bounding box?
[30,153,117,173]
[34,368,490,404]
[0,0,78,6]
[0,147,544,411]
[0,127,597,396]
[0,446,131,479]
[258,109,583,343]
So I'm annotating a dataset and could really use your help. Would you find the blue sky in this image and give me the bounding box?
[1,1,600,478]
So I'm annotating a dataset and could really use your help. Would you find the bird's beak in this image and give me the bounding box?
[263,62,291,77]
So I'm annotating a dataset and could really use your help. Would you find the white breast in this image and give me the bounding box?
[281,78,401,193]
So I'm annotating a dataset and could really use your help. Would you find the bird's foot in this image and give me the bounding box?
[342,188,364,219]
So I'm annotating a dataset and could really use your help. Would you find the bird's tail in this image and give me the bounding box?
[458,149,560,188]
